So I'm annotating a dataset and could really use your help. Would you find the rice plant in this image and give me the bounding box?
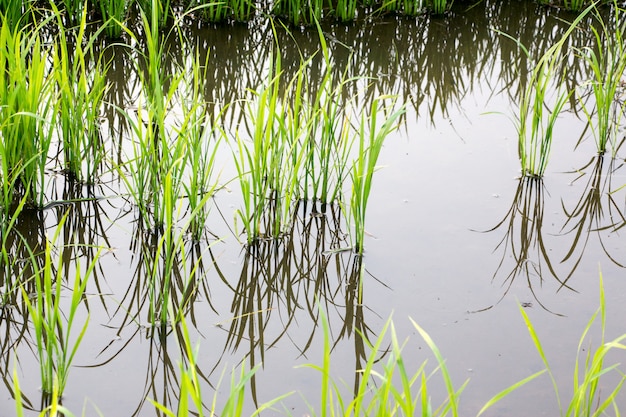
[13,366,78,417]
[0,0,29,30]
[137,0,171,29]
[60,0,85,23]
[179,52,222,241]
[100,0,128,38]
[120,8,187,230]
[190,0,230,22]
[0,21,56,209]
[350,97,404,254]
[301,308,543,417]
[402,0,421,17]
[332,0,357,22]
[272,0,323,27]
[500,5,595,177]
[303,61,355,205]
[230,0,254,21]
[519,271,626,417]
[564,0,587,12]
[53,6,109,183]
[425,0,451,15]
[233,54,305,243]
[379,0,401,15]
[151,317,289,417]
[576,3,626,155]
[517,51,570,178]
[20,213,101,397]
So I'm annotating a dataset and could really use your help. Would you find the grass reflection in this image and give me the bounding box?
[561,156,626,279]
[222,201,374,406]
[486,177,568,313]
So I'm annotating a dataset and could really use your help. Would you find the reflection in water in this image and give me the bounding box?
[485,177,568,314]
[561,156,626,278]
[484,156,626,312]
[0,206,47,414]
[74,201,375,415]
[0,306,33,411]
[220,201,372,406]
[125,325,212,417]
[92,0,603,137]
[0,180,115,412]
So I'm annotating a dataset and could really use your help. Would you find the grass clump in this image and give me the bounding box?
[350,97,404,254]
[0,20,55,209]
[53,6,109,184]
[233,56,296,243]
[100,0,128,37]
[519,271,626,417]
[498,4,597,178]
[576,2,626,156]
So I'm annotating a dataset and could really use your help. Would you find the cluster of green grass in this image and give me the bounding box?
[0,8,108,213]
[232,46,403,250]
[504,1,626,178]
[0,0,451,36]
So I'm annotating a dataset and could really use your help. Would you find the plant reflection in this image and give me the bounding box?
[0,205,47,413]
[485,177,569,313]
[89,0,603,139]
[561,156,626,279]
[89,220,214,415]
[221,201,373,405]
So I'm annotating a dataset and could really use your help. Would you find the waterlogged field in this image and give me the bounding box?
[2,0,626,416]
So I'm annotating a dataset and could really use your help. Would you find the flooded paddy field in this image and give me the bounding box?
[1,0,626,415]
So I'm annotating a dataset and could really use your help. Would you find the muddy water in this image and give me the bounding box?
[2,0,626,416]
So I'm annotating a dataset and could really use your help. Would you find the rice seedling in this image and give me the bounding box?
[178,52,222,241]
[20,213,101,397]
[425,0,451,15]
[378,0,401,15]
[100,0,128,38]
[272,0,323,27]
[402,0,421,17]
[0,20,56,209]
[519,271,626,417]
[333,0,357,22]
[564,0,587,12]
[190,0,230,22]
[301,307,544,417]
[59,0,85,24]
[303,64,355,206]
[499,5,595,178]
[350,97,404,254]
[0,0,29,30]
[119,7,188,230]
[575,3,626,155]
[234,53,305,243]
[150,322,205,416]
[230,0,254,21]
[137,0,171,29]
[150,316,289,417]
[516,51,569,178]
[53,6,109,184]
[13,367,77,417]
